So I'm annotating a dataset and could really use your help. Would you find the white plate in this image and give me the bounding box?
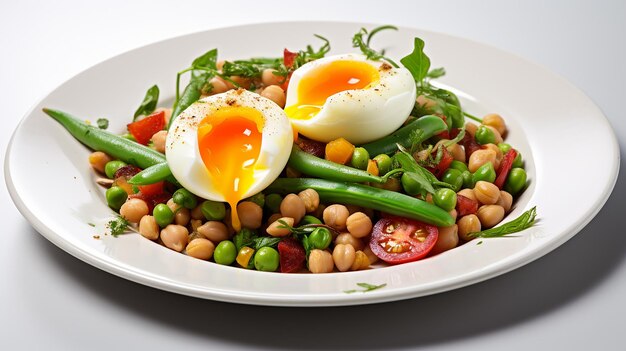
[5,22,619,306]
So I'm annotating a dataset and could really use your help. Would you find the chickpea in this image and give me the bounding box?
[89,151,112,174]
[482,113,507,136]
[237,201,263,229]
[151,130,168,154]
[189,219,203,233]
[496,191,513,212]
[308,249,334,273]
[449,143,466,163]
[458,214,481,241]
[477,205,505,228]
[298,189,320,213]
[431,225,459,255]
[154,107,172,126]
[174,208,190,226]
[323,204,350,231]
[209,76,229,94]
[482,143,502,170]
[229,76,252,89]
[167,198,182,213]
[261,68,283,86]
[280,194,306,223]
[485,125,503,144]
[346,212,373,238]
[266,217,294,237]
[160,224,189,252]
[465,122,479,137]
[414,149,429,162]
[474,181,501,205]
[186,238,215,260]
[362,245,379,264]
[468,148,497,173]
[139,215,159,240]
[197,221,228,243]
[191,203,204,220]
[334,232,364,251]
[215,59,226,71]
[333,244,356,272]
[260,85,286,108]
[350,251,370,271]
[457,188,477,202]
[416,95,437,109]
[119,198,149,223]
[449,209,458,222]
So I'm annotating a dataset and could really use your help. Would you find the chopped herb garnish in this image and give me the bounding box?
[96,118,109,130]
[477,240,483,245]
[106,216,129,237]
[352,25,399,67]
[87,222,96,227]
[344,283,387,294]
[470,206,537,238]
[133,85,159,120]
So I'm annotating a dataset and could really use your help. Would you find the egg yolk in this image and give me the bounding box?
[197,107,264,231]
[285,60,380,120]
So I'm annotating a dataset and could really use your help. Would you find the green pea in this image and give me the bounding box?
[201,200,226,221]
[300,215,322,225]
[373,154,392,174]
[214,240,237,265]
[472,162,496,184]
[351,147,370,170]
[309,227,332,250]
[246,193,265,208]
[104,160,127,179]
[433,188,457,212]
[172,188,197,209]
[441,169,463,192]
[264,194,283,214]
[462,170,474,189]
[401,172,424,196]
[475,125,496,145]
[498,143,512,154]
[254,247,280,272]
[504,168,527,195]
[105,186,127,210]
[449,160,468,173]
[153,203,174,227]
[512,152,523,168]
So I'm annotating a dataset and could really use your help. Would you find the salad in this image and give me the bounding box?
[45,25,536,274]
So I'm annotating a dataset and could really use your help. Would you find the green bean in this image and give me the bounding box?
[44,108,166,169]
[360,115,448,155]
[288,145,386,184]
[128,162,172,185]
[168,80,203,129]
[266,178,454,227]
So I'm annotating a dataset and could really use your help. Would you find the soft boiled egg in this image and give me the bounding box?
[284,53,416,144]
[166,89,293,230]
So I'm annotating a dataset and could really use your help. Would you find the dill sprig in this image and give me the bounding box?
[470,206,538,238]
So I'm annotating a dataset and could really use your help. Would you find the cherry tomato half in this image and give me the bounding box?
[369,217,439,264]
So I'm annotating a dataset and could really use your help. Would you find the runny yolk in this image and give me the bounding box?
[284,60,380,120]
[197,107,264,231]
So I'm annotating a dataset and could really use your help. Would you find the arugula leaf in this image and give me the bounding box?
[191,49,218,72]
[400,37,430,84]
[106,216,129,237]
[233,228,256,252]
[344,282,387,294]
[352,26,399,67]
[133,85,160,120]
[470,207,537,238]
[96,118,109,130]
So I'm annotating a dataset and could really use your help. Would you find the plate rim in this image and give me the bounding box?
[5,20,621,306]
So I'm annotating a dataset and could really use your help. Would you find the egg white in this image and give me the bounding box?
[285,53,417,144]
[166,89,293,202]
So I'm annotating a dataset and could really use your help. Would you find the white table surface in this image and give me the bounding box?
[2,0,624,349]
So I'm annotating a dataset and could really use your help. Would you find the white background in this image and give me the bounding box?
[2,0,625,350]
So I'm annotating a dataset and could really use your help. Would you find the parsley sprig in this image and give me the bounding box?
[106,216,130,237]
[352,25,399,67]
[344,283,387,294]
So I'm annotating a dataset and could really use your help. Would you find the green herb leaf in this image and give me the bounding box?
[426,67,446,79]
[191,49,218,71]
[87,222,96,227]
[234,228,256,252]
[400,37,431,84]
[352,26,399,67]
[96,118,109,130]
[106,216,129,237]
[470,207,538,238]
[253,237,281,250]
[344,282,387,294]
[133,85,160,120]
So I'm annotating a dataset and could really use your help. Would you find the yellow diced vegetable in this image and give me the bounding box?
[325,137,355,165]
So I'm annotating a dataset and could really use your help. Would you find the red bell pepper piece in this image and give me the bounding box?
[137,181,165,197]
[494,149,518,189]
[127,110,165,145]
[278,238,305,273]
[427,146,454,179]
[456,194,479,217]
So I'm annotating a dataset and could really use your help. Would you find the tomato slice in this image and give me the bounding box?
[426,146,454,179]
[370,217,438,264]
[127,110,165,145]
[494,149,518,189]
[456,194,479,217]
[283,49,298,68]
[137,181,164,196]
